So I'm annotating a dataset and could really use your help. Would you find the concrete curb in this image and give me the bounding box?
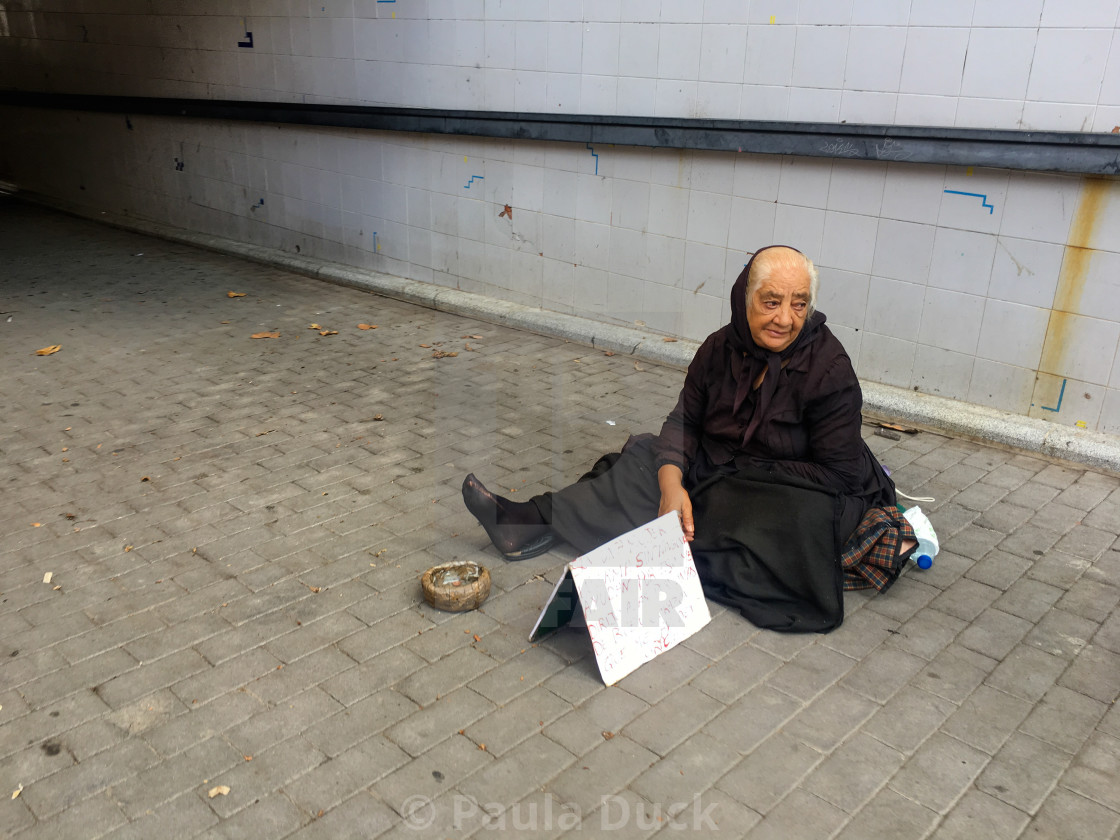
[24,195,1120,476]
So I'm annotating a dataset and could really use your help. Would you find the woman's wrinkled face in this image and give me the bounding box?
[746,262,812,352]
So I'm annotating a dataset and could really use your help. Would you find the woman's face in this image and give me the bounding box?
[746,262,811,352]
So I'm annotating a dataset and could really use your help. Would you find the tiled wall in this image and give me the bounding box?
[2,2,1120,434]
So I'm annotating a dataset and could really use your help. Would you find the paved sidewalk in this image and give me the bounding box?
[1,201,1118,840]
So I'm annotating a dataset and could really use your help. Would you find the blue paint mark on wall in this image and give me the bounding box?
[464,175,484,189]
[377,0,396,3]
[586,143,599,175]
[944,189,994,214]
[372,232,378,251]
[1040,378,1067,412]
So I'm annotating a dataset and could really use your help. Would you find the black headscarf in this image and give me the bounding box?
[728,246,825,447]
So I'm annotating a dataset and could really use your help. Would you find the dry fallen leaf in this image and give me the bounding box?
[250,332,280,339]
[318,330,338,336]
[662,337,678,342]
[43,572,53,584]
[227,292,246,298]
[357,324,377,330]
[35,345,61,356]
[308,585,321,593]
[604,350,616,356]
[432,350,458,358]
[479,743,487,751]
[53,585,61,591]
[208,785,230,798]
[308,323,321,330]
[473,634,481,642]
[32,523,42,528]
[124,545,133,552]
[243,755,252,761]
[602,731,615,740]
[419,343,431,348]
[140,476,150,482]
[11,783,23,799]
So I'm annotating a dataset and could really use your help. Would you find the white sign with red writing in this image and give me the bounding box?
[530,513,711,686]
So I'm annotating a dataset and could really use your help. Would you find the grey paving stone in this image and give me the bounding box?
[958,608,1034,660]
[1021,787,1120,840]
[628,731,741,811]
[1059,644,1120,704]
[940,684,1034,755]
[394,646,498,707]
[1025,607,1097,660]
[687,642,783,705]
[619,684,724,757]
[385,686,496,757]
[840,646,927,704]
[885,608,966,661]
[1060,731,1120,813]
[834,787,940,840]
[302,689,419,758]
[976,731,1074,815]
[193,793,308,840]
[716,732,824,814]
[1056,577,1120,623]
[744,789,847,840]
[929,789,1030,840]
[700,684,802,755]
[765,644,858,703]
[543,687,650,757]
[542,734,659,815]
[985,644,1069,703]
[112,736,245,818]
[888,732,990,814]
[205,737,327,820]
[783,684,880,752]
[801,732,905,813]
[966,549,1033,591]
[994,577,1065,623]
[913,643,999,704]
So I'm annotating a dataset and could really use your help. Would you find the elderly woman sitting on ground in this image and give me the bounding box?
[463,245,912,632]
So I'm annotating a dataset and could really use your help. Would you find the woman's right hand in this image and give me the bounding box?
[657,465,695,542]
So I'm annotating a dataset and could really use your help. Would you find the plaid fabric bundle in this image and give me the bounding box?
[840,505,917,591]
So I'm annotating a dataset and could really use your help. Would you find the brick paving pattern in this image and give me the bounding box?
[1,202,1118,839]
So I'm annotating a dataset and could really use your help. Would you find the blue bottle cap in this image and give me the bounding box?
[915,554,933,570]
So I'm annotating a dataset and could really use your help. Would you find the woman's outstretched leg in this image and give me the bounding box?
[462,473,554,560]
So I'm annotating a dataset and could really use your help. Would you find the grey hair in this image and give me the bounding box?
[746,247,820,316]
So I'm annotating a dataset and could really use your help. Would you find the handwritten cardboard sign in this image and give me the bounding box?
[530,513,711,685]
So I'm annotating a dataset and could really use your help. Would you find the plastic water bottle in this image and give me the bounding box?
[902,506,938,570]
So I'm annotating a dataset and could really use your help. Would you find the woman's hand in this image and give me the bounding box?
[657,465,695,542]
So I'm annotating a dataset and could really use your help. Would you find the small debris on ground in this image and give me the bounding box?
[35,345,61,356]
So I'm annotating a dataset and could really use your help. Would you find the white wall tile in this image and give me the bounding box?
[699,23,747,83]
[791,25,849,89]
[739,84,791,120]
[548,72,582,112]
[684,241,729,295]
[859,331,917,388]
[732,154,783,201]
[820,211,877,273]
[484,20,516,68]
[696,81,741,117]
[894,93,959,126]
[777,156,832,208]
[773,204,826,256]
[1040,0,1118,28]
[912,344,975,399]
[615,76,658,115]
[1098,388,1120,435]
[843,26,906,91]
[919,286,984,353]
[1000,172,1078,244]
[643,280,684,334]
[899,28,969,96]
[647,183,689,235]
[971,0,1044,28]
[817,266,868,328]
[650,148,692,187]
[910,0,976,27]
[839,91,898,124]
[744,24,796,86]
[865,276,926,339]
[976,299,1050,368]
[880,163,946,225]
[1039,312,1120,385]
[746,0,799,25]
[647,233,687,288]
[960,28,1035,100]
[967,359,1035,413]
[654,79,698,116]
[582,22,620,76]
[657,24,702,79]
[515,21,548,71]
[1028,28,1112,105]
[986,236,1063,308]
[1101,30,1120,105]
[828,323,862,367]
[873,219,936,283]
[686,190,733,246]
[611,178,650,231]
[548,21,582,74]
[954,98,1024,130]
[1075,249,1120,323]
[727,196,777,252]
[618,22,659,77]
[928,227,997,293]
[938,169,1008,235]
[827,160,886,215]
[1020,102,1096,132]
[682,291,724,341]
[851,0,911,26]
[1029,373,1106,428]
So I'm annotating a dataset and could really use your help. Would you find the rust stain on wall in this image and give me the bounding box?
[1039,178,1109,375]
